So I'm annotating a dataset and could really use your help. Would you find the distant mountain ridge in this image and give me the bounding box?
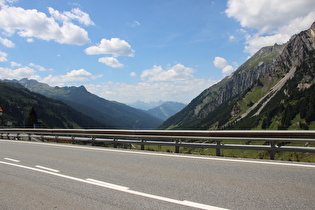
[19,79,163,129]
[128,100,167,110]
[147,102,186,121]
[160,22,315,130]
[0,81,106,128]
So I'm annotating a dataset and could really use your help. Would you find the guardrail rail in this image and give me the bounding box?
[1,129,315,160]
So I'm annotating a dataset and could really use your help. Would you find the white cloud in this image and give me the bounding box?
[26,38,34,43]
[0,51,8,62]
[131,21,140,27]
[213,57,228,69]
[84,38,135,57]
[0,66,40,80]
[226,0,315,54]
[0,37,14,47]
[98,57,124,68]
[41,69,102,85]
[229,35,236,40]
[213,57,235,75]
[10,61,21,67]
[83,63,217,103]
[85,77,216,104]
[130,72,136,77]
[141,64,195,82]
[48,7,94,26]
[0,4,90,45]
[29,63,46,71]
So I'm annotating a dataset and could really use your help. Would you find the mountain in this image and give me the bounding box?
[0,81,107,128]
[160,22,315,130]
[19,79,163,129]
[128,100,167,110]
[147,102,186,121]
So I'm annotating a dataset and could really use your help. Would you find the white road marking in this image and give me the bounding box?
[35,165,60,173]
[4,158,20,162]
[86,178,129,190]
[1,139,315,168]
[0,160,227,210]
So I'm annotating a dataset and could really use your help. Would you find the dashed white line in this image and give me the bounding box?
[0,160,227,210]
[4,158,20,162]
[35,165,60,173]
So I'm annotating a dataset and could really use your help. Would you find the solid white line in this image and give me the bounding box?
[0,160,227,210]
[1,139,315,168]
[86,178,129,190]
[4,158,20,162]
[35,165,60,173]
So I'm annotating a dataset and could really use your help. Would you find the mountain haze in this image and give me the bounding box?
[147,102,186,121]
[160,22,315,130]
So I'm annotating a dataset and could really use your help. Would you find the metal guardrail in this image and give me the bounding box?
[1,129,315,160]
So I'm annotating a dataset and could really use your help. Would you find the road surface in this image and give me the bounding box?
[1,139,315,209]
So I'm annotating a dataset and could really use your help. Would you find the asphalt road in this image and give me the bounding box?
[1,139,315,210]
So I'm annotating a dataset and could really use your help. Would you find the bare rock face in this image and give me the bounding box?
[278,23,315,69]
[193,43,285,118]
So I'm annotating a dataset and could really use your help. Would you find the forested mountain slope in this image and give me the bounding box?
[0,81,107,128]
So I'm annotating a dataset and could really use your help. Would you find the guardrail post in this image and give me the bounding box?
[141,139,145,150]
[55,135,58,143]
[270,141,275,160]
[113,138,117,148]
[91,137,95,146]
[216,141,221,156]
[175,140,180,153]
[28,134,31,141]
[71,136,75,144]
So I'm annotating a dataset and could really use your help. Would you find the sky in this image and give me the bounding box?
[0,0,315,104]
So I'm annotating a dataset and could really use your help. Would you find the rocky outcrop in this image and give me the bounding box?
[279,22,315,69]
[193,43,284,118]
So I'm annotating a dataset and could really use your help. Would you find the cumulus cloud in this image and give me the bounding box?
[0,37,14,47]
[85,63,217,103]
[84,38,135,57]
[85,78,216,104]
[0,66,40,80]
[141,64,195,82]
[0,51,8,62]
[10,61,21,67]
[225,0,315,54]
[213,57,235,75]
[98,57,124,68]
[0,3,90,45]
[41,69,102,85]
[48,7,94,26]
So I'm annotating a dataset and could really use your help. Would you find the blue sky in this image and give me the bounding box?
[0,0,315,104]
